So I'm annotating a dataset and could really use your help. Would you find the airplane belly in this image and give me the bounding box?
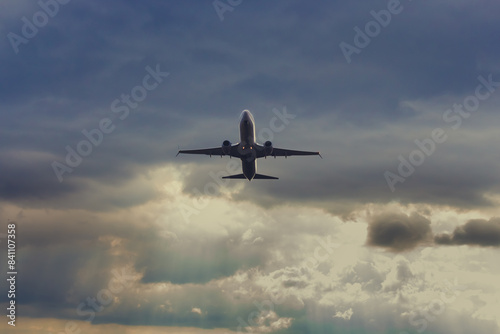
[240,122,255,144]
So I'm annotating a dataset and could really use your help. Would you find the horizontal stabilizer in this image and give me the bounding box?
[222,173,246,179]
[254,173,279,180]
[222,173,279,180]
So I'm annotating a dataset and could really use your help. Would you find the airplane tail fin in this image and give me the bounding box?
[222,173,279,180]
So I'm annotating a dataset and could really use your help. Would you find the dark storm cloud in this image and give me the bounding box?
[0,146,162,211]
[435,218,500,247]
[0,150,78,200]
[1,0,500,214]
[367,212,432,252]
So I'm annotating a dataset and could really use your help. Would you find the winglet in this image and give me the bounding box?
[318,152,322,159]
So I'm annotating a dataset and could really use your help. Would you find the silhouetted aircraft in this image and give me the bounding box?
[177,110,321,180]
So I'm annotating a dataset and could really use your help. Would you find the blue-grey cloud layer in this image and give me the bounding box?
[2,0,500,213]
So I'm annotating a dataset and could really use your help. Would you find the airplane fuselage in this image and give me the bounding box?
[239,110,257,180]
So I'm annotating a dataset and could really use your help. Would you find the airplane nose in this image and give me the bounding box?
[240,110,254,125]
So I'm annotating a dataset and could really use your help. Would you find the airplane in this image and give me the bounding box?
[176,110,321,180]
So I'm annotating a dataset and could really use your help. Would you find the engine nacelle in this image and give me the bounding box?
[222,140,231,155]
[264,141,273,156]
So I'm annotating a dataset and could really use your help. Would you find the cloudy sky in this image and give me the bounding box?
[1,0,500,333]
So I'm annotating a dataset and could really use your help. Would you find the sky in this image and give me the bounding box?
[1,0,500,333]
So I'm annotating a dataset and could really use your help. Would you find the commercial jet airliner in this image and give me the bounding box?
[177,110,321,180]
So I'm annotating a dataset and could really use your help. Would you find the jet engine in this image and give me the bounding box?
[222,140,231,155]
[264,141,273,156]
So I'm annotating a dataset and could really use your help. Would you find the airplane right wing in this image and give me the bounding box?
[256,146,322,158]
